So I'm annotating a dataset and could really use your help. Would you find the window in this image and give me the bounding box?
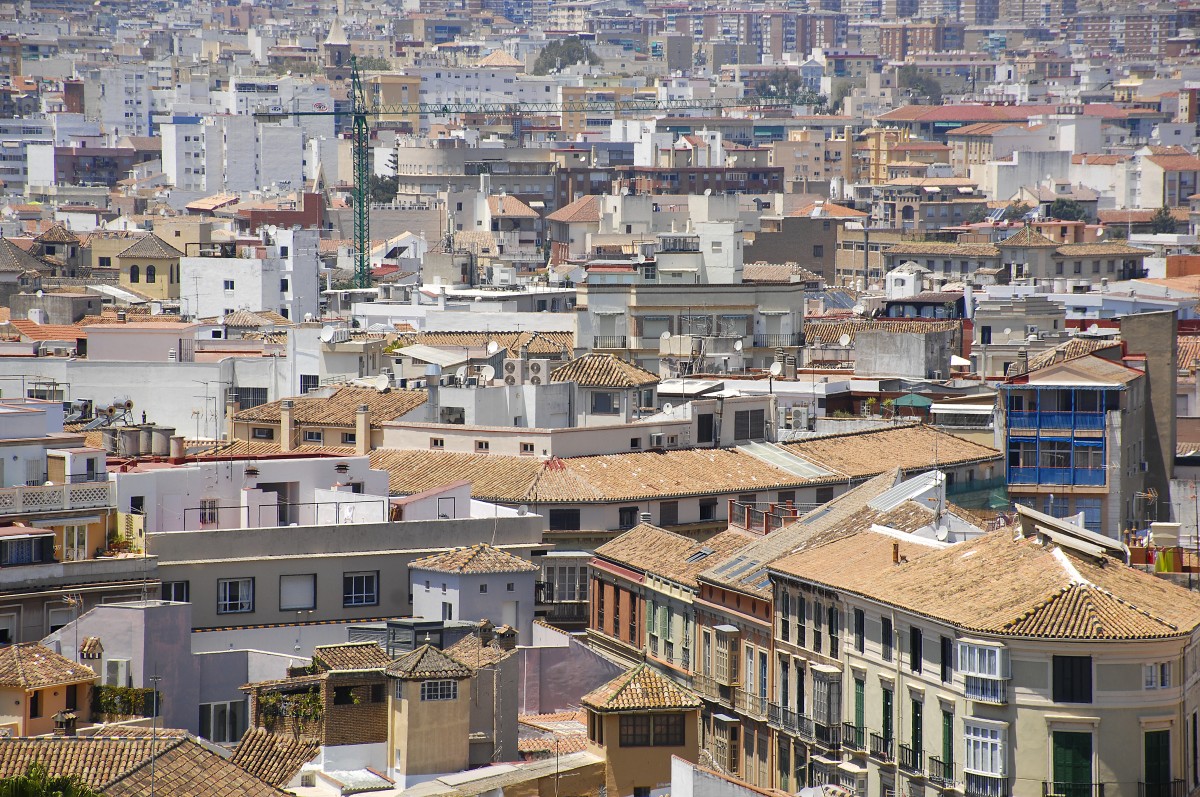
[301,375,319,394]
[1145,662,1171,689]
[224,280,235,290]
[591,391,620,414]
[340,431,356,445]
[700,500,717,521]
[629,437,641,450]
[98,256,111,268]
[344,571,379,607]
[854,608,865,652]
[659,501,679,526]
[733,409,766,440]
[548,509,580,531]
[653,714,685,746]
[960,642,1008,702]
[217,578,254,614]
[199,499,218,525]
[620,714,651,746]
[619,507,639,529]
[65,684,77,711]
[964,720,1005,776]
[145,265,156,283]
[304,430,324,444]
[910,628,923,673]
[280,278,289,291]
[129,265,139,283]
[475,440,489,452]
[780,592,791,641]
[813,244,824,258]
[333,686,355,705]
[234,387,268,409]
[251,427,274,440]
[370,683,385,703]
[882,617,893,661]
[520,442,535,455]
[419,679,458,701]
[29,689,40,718]
[430,437,444,449]
[163,581,190,603]
[1053,656,1092,703]
[697,413,715,444]
[279,574,316,611]
[940,635,953,683]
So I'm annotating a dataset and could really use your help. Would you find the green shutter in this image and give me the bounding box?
[1145,730,1171,786]
[942,710,953,765]
[911,699,923,753]
[855,679,865,730]
[1052,731,1093,795]
[882,688,893,740]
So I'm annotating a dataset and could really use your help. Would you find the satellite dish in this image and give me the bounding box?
[1003,328,1012,335]
[486,340,500,356]
[659,331,671,341]
[770,362,783,377]
[480,364,496,382]
[36,290,44,298]
[852,304,866,316]
[662,402,673,412]
[454,366,467,383]
[704,188,712,196]
[734,339,743,351]
[319,326,336,343]
[517,504,529,516]
[936,526,949,542]
[838,333,851,347]
[373,373,391,391]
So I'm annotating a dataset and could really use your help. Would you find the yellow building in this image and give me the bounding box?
[583,663,702,797]
[366,74,422,132]
[0,643,95,737]
[115,233,183,300]
[386,644,473,786]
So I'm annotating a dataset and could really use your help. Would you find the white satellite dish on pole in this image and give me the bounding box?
[480,364,496,382]
[486,340,500,356]
[838,333,851,347]
[662,402,673,413]
[372,373,391,391]
[770,362,783,377]
[659,331,671,341]
[1003,328,1012,335]
[734,339,743,351]
[320,326,336,343]
[517,504,529,516]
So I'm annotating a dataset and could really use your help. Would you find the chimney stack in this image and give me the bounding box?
[478,619,495,646]
[355,403,370,456]
[280,400,295,452]
[225,395,240,441]
[892,541,900,565]
[169,434,185,460]
[496,625,517,651]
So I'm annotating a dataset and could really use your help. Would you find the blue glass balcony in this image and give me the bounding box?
[1007,467,1106,487]
[1007,412,1105,431]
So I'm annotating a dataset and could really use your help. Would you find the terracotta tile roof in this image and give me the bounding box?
[781,425,1000,479]
[400,330,574,357]
[370,446,842,503]
[233,386,427,428]
[788,201,867,218]
[230,727,320,787]
[1071,154,1130,166]
[475,49,524,68]
[518,733,590,757]
[8,319,87,342]
[742,262,822,284]
[0,644,96,689]
[311,642,393,672]
[884,241,999,257]
[488,195,540,219]
[545,195,601,224]
[771,528,1200,640]
[79,636,103,659]
[1098,208,1189,224]
[89,725,188,738]
[803,319,960,346]
[596,525,754,589]
[945,121,1027,137]
[219,310,289,328]
[1015,353,1144,386]
[999,226,1060,248]
[385,644,473,680]
[1055,242,1151,257]
[33,223,80,244]
[0,736,289,795]
[116,233,183,260]
[1147,154,1200,172]
[581,663,701,712]
[550,353,659,388]
[1180,335,1200,369]
[410,542,539,574]
[1023,338,1122,374]
[446,632,518,668]
[0,238,47,273]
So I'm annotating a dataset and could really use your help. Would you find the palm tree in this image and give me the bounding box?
[0,762,101,797]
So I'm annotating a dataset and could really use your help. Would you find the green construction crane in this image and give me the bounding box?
[258,56,810,290]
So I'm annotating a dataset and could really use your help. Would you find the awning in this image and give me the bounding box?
[713,713,739,723]
[714,624,740,634]
[811,663,841,675]
[892,393,933,408]
[931,403,993,415]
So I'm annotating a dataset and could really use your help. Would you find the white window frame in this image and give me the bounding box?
[964,719,1007,776]
[1144,662,1171,689]
[343,570,379,607]
[217,577,254,614]
[199,699,246,744]
[419,679,458,701]
[63,524,88,561]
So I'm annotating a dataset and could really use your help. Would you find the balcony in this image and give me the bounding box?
[734,690,768,719]
[0,480,113,516]
[966,774,1008,797]
[1043,783,1105,797]
[752,332,802,348]
[1007,466,1106,487]
[692,673,721,700]
[929,757,955,787]
[1139,782,1185,797]
[729,500,816,535]
[1006,411,1106,432]
[841,722,865,751]
[899,743,924,774]
[869,732,893,762]
[814,721,841,751]
[964,675,1008,704]
[592,335,628,349]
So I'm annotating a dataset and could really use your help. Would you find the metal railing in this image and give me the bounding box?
[899,743,924,774]
[1138,782,1185,797]
[966,774,1008,797]
[869,732,893,761]
[753,332,802,348]
[1008,411,1105,431]
[929,757,954,787]
[842,722,865,751]
[728,500,818,534]
[1043,783,1105,797]
[1007,466,1105,487]
[964,675,1008,704]
[734,689,768,719]
[692,673,721,700]
[814,721,841,751]
[592,335,628,349]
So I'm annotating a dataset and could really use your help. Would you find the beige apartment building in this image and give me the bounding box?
[765,505,1200,797]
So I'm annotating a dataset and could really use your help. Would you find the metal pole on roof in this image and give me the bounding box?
[149,673,162,797]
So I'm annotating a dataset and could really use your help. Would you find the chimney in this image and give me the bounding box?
[478,619,495,646]
[169,434,185,460]
[280,399,295,452]
[355,403,370,456]
[225,395,239,441]
[892,541,900,565]
[496,625,517,651]
[639,511,652,524]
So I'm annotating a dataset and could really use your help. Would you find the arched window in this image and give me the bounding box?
[146,265,156,283]
[129,265,139,283]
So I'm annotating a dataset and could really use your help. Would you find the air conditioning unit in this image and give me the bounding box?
[649,433,665,448]
[528,359,551,377]
[503,359,524,385]
[105,658,130,687]
[529,375,542,385]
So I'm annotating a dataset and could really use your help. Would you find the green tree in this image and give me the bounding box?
[352,55,393,71]
[897,65,942,105]
[531,37,600,75]
[0,763,101,797]
[964,205,989,224]
[1149,205,1178,234]
[1002,201,1032,222]
[1108,225,1127,239]
[1046,198,1088,222]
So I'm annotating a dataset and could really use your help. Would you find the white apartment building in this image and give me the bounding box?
[81,63,153,138]
[0,118,53,193]
[406,66,557,130]
[179,227,321,321]
[222,76,335,140]
[161,115,305,194]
